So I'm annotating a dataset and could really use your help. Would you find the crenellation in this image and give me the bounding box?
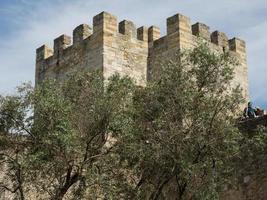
[137,26,148,41]
[93,11,117,35]
[192,22,211,41]
[167,13,192,49]
[228,37,248,100]
[167,13,191,35]
[73,24,92,45]
[36,45,53,61]
[229,37,246,53]
[148,26,160,47]
[53,34,71,58]
[119,20,137,38]
[35,45,54,84]
[35,11,249,101]
[211,31,229,50]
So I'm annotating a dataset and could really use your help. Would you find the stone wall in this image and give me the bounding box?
[36,12,149,86]
[36,11,249,101]
[33,11,255,200]
[147,13,249,101]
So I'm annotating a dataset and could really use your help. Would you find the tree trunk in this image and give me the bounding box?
[151,176,173,200]
[52,173,79,200]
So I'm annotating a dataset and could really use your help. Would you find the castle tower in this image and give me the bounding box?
[35,11,249,101]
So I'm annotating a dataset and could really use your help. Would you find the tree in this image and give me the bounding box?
[1,43,265,200]
[0,84,33,200]
[235,125,267,198]
[0,70,134,200]
[114,43,245,199]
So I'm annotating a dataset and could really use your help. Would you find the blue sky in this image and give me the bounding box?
[0,0,267,108]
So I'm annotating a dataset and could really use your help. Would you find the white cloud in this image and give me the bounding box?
[0,0,266,107]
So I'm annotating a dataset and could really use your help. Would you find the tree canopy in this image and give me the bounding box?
[0,43,266,200]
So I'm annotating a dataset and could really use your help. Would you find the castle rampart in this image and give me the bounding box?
[36,11,249,100]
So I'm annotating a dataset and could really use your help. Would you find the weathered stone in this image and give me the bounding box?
[73,24,92,44]
[192,22,210,41]
[36,11,249,103]
[26,10,267,200]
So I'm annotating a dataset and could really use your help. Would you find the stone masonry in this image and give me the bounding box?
[10,11,265,200]
[36,11,249,102]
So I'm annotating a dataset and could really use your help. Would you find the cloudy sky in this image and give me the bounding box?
[0,0,266,107]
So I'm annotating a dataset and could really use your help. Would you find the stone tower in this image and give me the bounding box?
[35,11,249,100]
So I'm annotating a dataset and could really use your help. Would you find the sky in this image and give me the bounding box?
[0,0,266,108]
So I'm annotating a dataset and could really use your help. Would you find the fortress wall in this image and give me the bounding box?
[229,38,249,101]
[22,11,267,200]
[35,23,104,84]
[36,12,149,86]
[95,12,149,86]
[148,13,249,101]
[35,11,249,100]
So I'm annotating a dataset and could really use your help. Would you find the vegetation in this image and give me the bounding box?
[0,71,134,199]
[0,43,266,200]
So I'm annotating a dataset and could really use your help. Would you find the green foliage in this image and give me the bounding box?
[115,43,245,199]
[0,70,134,199]
[238,126,267,178]
[0,43,265,200]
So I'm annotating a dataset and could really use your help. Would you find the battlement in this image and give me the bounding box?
[35,11,249,100]
[37,12,246,62]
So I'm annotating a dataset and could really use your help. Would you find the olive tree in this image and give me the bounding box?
[0,70,134,200]
[115,43,245,199]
